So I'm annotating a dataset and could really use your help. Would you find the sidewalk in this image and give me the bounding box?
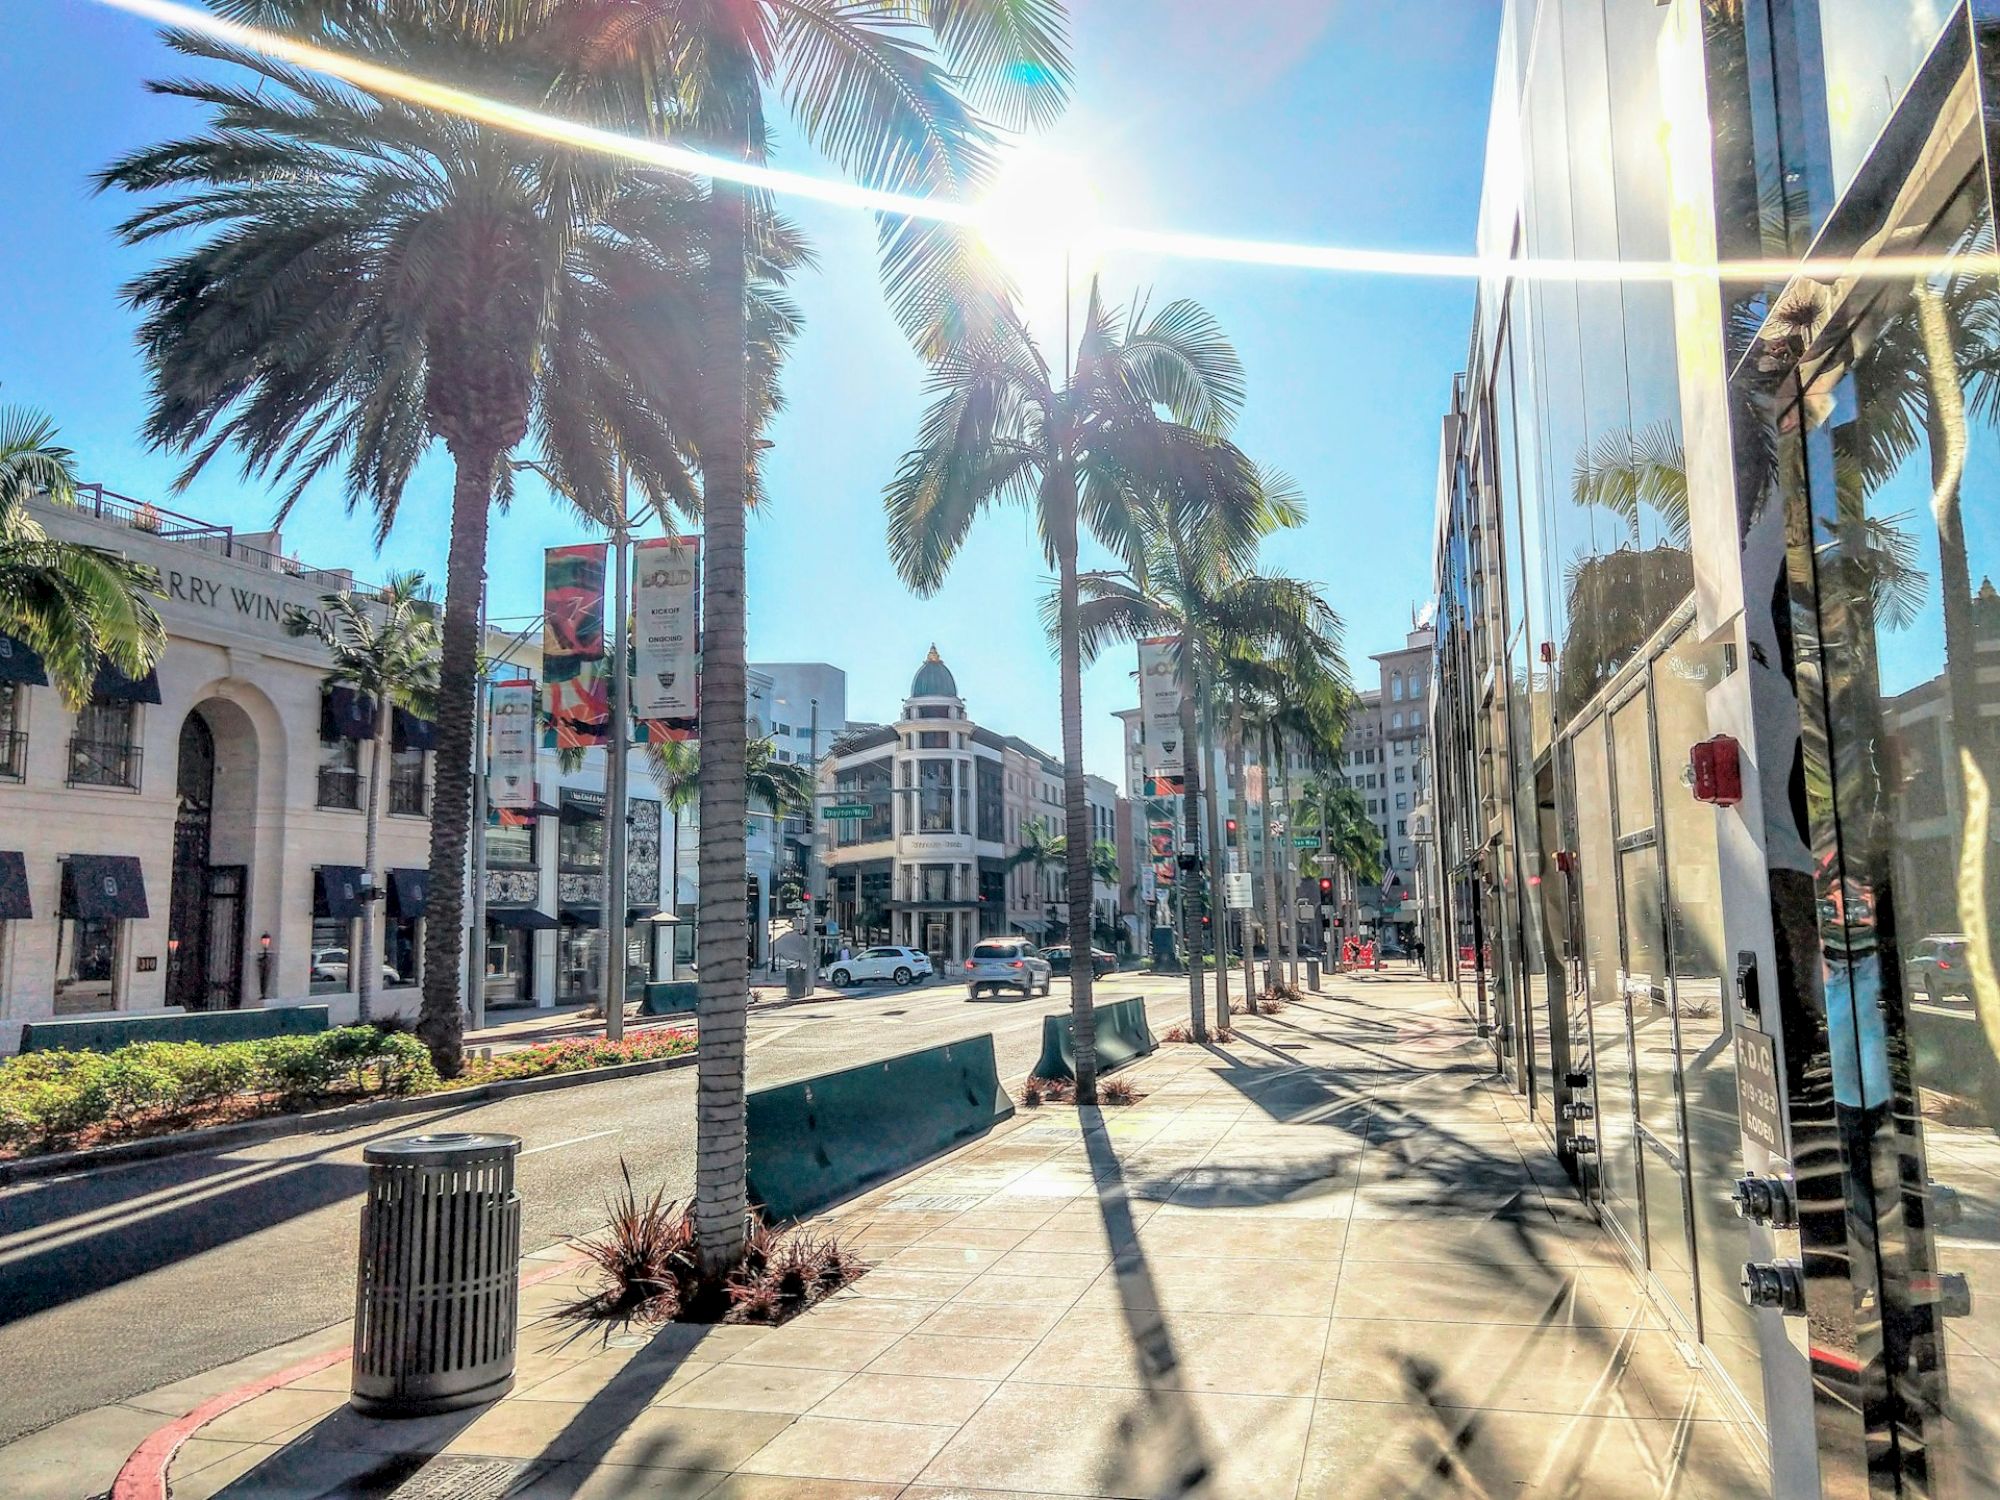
[141,974,1762,1498]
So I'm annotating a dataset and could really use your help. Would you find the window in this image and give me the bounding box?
[1396,794,1408,811]
[317,735,359,809]
[70,697,140,789]
[1396,767,1406,783]
[559,801,604,870]
[977,758,1003,842]
[772,721,791,737]
[1398,819,1408,836]
[56,915,120,1008]
[919,759,954,831]
[389,747,427,815]
[918,730,950,749]
[487,811,537,868]
[0,682,23,781]
[921,864,953,903]
[310,917,354,994]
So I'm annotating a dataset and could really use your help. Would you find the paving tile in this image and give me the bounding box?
[447,1395,641,1461]
[0,1403,184,1500]
[655,1361,851,1413]
[701,1478,908,1500]
[913,1382,1313,1499]
[836,1268,978,1302]
[916,1299,1073,1340]
[1022,1307,1330,1397]
[1074,1254,1340,1316]
[914,1223,1036,1252]
[517,1355,715,1405]
[737,1414,951,1483]
[586,1406,796,1473]
[194,1384,350,1443]
[793,1297,939,1333]
[947,1273,1096,1308]
[728,1324,906,1372]
[987,1247,1113,1277]
[864,1334,1037,1381]
[510,1459,729,1497]
[1333,1256,1584,1326]
[887,1244,1013,1274]
[1342,1214,1576,1268]
[808,1372,998,1427]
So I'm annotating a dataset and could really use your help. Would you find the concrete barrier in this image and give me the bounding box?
[642,982,699,1016]
[1033,996,1157,1082]
[746,1033,1013,1223]
[19,1004,332,1054]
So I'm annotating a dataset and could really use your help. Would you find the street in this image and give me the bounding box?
[0,974,1203,1445]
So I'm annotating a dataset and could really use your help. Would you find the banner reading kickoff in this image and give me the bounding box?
[1139,637,1186,777]
[633,535,699,722]
[544,544,608,748]
[489,679,538,809]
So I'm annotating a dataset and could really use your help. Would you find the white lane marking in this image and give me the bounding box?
[521,1129,622,1157]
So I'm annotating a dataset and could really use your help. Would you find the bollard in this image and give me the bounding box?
[785,964,810,1000]
[351,1133,523,1417]
[1308,958,1321,992]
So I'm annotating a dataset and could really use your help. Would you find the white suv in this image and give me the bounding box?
[965,938,1053,999]
[821,946,934,988]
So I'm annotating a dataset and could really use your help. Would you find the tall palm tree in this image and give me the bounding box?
[1006,815,1067,933]
[99,10,803,1076]
[890,288,1257,1101]
[286,572,440,1020]
[0,409,165,707]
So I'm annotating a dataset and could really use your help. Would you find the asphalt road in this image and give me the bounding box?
[0,973,1202,1445]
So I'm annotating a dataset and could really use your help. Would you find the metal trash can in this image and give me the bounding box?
[1308,959,1321,992]
[785,964,810,1000]
[351,1133,523,1417]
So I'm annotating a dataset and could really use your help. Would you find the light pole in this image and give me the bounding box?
[601,469,633,1043]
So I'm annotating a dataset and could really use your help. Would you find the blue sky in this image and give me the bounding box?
[0,0,1499,778]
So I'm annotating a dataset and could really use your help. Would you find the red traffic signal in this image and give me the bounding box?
[1318,877,1333,897]
[1225,818,1238,839]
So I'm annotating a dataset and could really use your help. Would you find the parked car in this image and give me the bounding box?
[309,947,400,987]
[1041,944,1117,978]
[965,938,1053,999]
[820,946,933,988]
[1907,933,1974,1004]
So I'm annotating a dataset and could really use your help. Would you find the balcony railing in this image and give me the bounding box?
[317,764,360,810]
[68,736,141,789]
[389,769,428,817]
[65,484,383,596]
[0,728,24,781]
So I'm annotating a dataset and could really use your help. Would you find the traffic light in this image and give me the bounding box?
[1318,877,1333,898]
[1225,818,1238,844]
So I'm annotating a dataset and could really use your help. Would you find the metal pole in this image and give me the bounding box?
[806,698,820,964]
[466,581,490,1032]
[601,471,631,1042]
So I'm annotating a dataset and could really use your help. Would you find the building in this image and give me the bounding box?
[818,648,1116,964]
[0,486,442,1039]
[1426,5,2000,1494]
[1326,624,1436,949]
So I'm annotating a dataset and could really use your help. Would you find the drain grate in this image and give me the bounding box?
[882,1192,988,1212]
[383,1458,535,1499]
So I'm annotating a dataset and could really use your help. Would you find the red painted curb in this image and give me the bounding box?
[111,1254,586,1500]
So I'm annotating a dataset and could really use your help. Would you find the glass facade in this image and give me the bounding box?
[1430,3,2000,1492]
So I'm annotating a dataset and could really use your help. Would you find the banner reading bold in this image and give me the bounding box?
[633,535,700,723]
[1138,637,1186,778]
[544,544,608,748]
[489,679,538,810]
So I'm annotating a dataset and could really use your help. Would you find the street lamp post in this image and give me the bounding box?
[601,460,633,1044]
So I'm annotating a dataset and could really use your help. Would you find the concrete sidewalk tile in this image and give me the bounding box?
[864,1334,1037,1381]
[519,1354,716,1405]
[1024,1307,1330,1397]
[508,1460,729,1498]
[1342,1214,1577,1268]
[703,1478,907,1499]
[727,1323,907,1373]
[197,1383,350,1443]
[587,1406,795,1473]
[1134,1214,1346,1262]
[0,1400,168,1500]
[737,1414,952,1484]
[948,1272,1097,1308]
[288,1356,356,1393]
[886,1244,1013,1274]
[654,1360,850,1413]
[446,1394,640,1461]
[916,1300,1073,1341]
[914,1223,1036,1252]
[807,1372,998,1427]
[913,1382,1312,1500]
[796,1297,939,1333]
[1074,1256,1339,1317]
[838,1268,979,1302]
[1333,1256,1582,1326]
[163,1440,286,1500]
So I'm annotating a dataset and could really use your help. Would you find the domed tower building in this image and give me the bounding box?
[819,647,1044,966]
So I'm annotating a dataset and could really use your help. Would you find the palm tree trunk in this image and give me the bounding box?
[1176,674,1207,1040]
[360,695,387,1024]
[1228,694,1255,1010]
[695,171,753,1278]
[1259,720,1281,996]
[1915,286,1985,801]
[1197,661,1230,1029]
[416,449,493,1077]
[1052,466,1097,1104]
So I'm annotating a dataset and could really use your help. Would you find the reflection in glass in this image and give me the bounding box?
[1818,0,1952,197]
[1576,714,1643,1257]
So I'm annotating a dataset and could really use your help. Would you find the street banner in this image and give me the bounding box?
[489,678,538,810]
[543,544,608,747]
[1138,637,1185,777]
[633,535,699,723]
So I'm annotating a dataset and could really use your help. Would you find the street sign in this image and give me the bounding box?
[1224,873,1254,910]
[1293,835,1322,849]
[824,804,872,820]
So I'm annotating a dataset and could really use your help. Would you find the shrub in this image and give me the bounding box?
[454,1030,693,1088]
[1020,1077,1045,1108]
[1026,1074,1074,1104]
[1100,1077,1138,1105]
[98,1052,180,1125]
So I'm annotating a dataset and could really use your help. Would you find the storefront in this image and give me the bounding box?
[1430,4,2000,1492]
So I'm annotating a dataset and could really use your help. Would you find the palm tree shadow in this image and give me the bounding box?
[1078,1106,1217,1498]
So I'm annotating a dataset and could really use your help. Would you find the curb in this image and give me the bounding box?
[0,1050,698,1188]
[111,1253,589,1500]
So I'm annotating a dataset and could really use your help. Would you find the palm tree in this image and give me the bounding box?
[1300,776,1381,947]
[0,408,164,707]
[100,10,804,1076]
[286,572,440,1021]
[1007,816,1068,935]
[890,288,1258,1100]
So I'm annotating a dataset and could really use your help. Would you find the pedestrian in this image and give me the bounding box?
[1411,936,1426,971]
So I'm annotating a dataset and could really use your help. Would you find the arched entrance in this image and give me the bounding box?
[165,702,255,1009]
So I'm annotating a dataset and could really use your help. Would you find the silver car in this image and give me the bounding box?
[964,937,1052,999]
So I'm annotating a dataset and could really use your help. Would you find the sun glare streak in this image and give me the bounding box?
[90,0,2000,289]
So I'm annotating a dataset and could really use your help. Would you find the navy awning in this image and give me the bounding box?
[387,867,429,918]
[488,906,558,932]
[559,793,604,824]
[0,636,48,687]
[60,855,148,921]
[314,865,367,920]
[0,852,30,920]
[558,905,656,928]
[392,708,437,752]
[91,661,161,705]
[320,686,377,742]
